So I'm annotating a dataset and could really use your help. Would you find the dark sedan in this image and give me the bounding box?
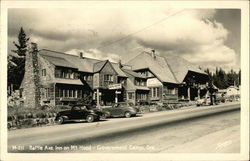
[55,105,105,124]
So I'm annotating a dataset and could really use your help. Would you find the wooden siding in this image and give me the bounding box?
[98,62,118,89]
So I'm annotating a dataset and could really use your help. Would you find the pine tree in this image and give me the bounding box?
[8,27,29,93]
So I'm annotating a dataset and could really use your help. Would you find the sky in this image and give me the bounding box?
[8,7,241,72]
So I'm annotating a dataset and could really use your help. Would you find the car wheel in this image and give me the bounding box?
[124,112,131,118]
[86,115,95,123]
[57,117,64,124]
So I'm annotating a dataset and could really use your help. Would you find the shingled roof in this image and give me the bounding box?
[126,52,178,84]
[126,51,207,84]
[39,49,99,73]
[40,55,77,69]
[162,53,207,83]
[39,49,127,77]
[122,69,146,79]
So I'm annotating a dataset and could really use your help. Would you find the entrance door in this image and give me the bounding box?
[190,88,198,101]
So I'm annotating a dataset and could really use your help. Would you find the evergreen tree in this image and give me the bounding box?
[8,27,29,93]
[204,67,241,89]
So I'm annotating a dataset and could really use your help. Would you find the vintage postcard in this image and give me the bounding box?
[0,1,249,161]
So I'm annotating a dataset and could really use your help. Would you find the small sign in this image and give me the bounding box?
[147,78,162,87]
[108,83,122,89]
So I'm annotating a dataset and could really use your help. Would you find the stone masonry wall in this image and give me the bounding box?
[23,43,41,108]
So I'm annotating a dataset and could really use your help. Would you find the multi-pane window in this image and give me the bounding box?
[165,87,178,95]
[44,88,50,98]
[104,75,114,82]
[42,69,46,76]
[57,89,83,98]
[151,87,160,98]
[137,93,147,100]
[83,75,93,81]
[135,78,146,86]
[128,92,134,100]
[55,67,79,79]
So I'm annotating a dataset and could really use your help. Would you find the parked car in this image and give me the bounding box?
[55,105,105,124]
[102,102,138,118]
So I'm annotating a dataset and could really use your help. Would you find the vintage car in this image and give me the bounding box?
[55,105,106,124]
[102,102,138,118]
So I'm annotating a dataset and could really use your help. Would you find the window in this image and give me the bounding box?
[87,75,93,81]
[44,88,50,98]
[72,106,81,111]
[84,75,93,81]
[151,87,160,98]
[55,67,79,79]
[74,73,79,79]
[75,90,78,98]
[165,87,177,95]
[69,90,73,97]
[104,75,114,82]
[69,70,74,79]
[128,92,134,99]
[137,93,147,100]
[55,69,61,78]
[65,72,70,79]
[42,69,46,76]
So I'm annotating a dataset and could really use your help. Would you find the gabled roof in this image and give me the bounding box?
[126,52,178,84]
[39,49,100,73]
[111,63,127,77]
[93,60,108,73]
[122,69,146,79]
[39,49,127,77]
[126,51,207,84]
[41,55,77,69]
[162,53,207,83]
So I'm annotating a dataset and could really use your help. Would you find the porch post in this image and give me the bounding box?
[187,87,190,100]
[115,90,118,103]
[97,88,100,109]
[198,88,200,99]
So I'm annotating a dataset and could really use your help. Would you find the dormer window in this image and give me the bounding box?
[104,75,114,82]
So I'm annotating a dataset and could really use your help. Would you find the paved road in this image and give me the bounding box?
[8,102,240,153]
[87,110,240,153]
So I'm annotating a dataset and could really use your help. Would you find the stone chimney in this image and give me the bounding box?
[118,59,123,68]
[79,52,83,58]
[151,49,156,59]
[23,42,41,108]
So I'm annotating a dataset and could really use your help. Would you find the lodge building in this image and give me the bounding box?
[21,43,210,108]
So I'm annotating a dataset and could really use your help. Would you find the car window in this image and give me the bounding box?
[72,106,81,111]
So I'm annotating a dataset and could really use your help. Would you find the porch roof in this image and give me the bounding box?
[54,78,84,85]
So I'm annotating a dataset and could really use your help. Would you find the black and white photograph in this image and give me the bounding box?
[0,1,249,161]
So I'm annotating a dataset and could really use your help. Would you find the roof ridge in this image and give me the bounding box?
[162,55,179,83]
[40,48,106,62]
[40,49,79,57]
